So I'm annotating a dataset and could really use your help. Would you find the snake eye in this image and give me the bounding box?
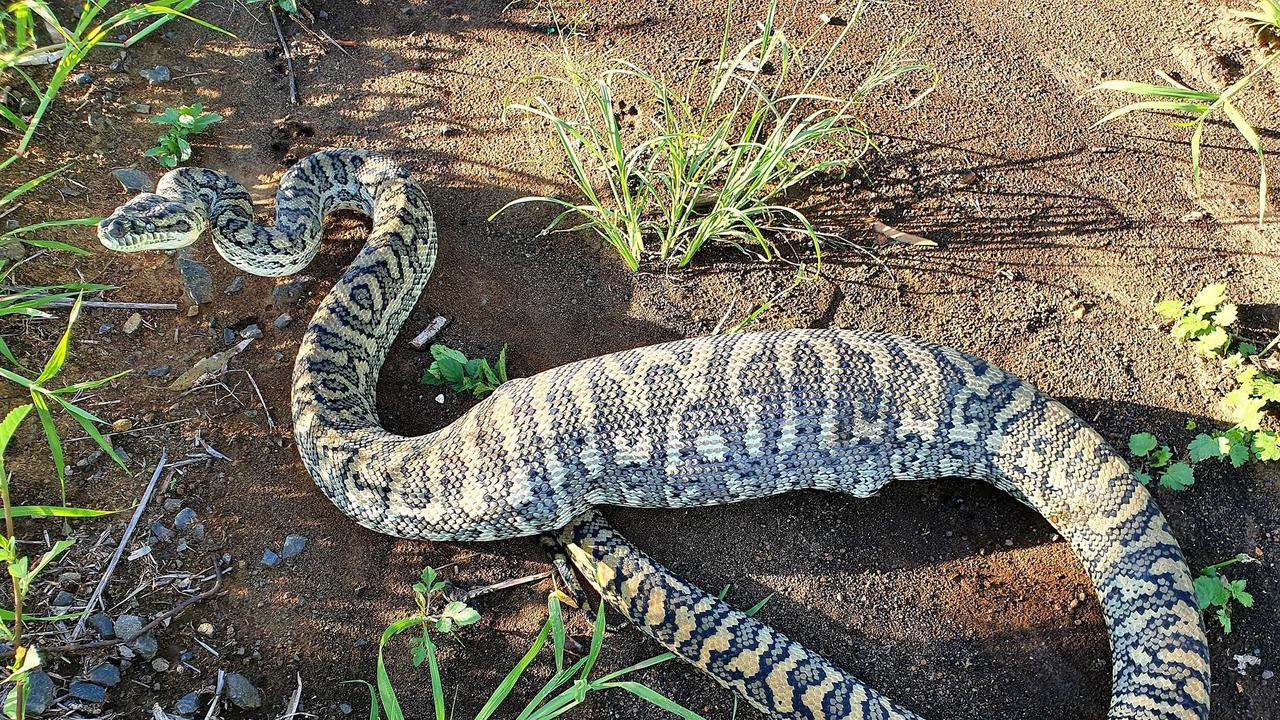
[144,221,155,231]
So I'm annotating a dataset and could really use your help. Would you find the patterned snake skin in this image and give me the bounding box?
[98,149,1211,719]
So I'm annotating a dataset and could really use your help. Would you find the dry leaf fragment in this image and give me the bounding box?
[1180,210,1209,223]
[168,339,253,392]
[1067,298,1088,320]
[870,220,938,247]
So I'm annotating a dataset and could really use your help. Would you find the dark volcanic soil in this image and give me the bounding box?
[0,1,1277,719]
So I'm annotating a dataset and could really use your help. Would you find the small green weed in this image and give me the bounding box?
[359,566,707,720]
[1193,554,1257,634]
[494,0,930,270]
[1088,1,1280,225]
[420,344,509,399]
[1127,283,1279,490]
[1127,432,1194,490]
[144,103,223,168]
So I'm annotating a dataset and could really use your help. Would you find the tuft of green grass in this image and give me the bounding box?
[0,1,232,156]
[1194,554,1257,634]
[492,0,930,271]
[420,344,510,399]
[144,102,224,168]
[1088,1,1280,225]
[357,566,711,720]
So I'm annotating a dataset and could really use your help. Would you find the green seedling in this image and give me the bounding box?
[144,102,224,168]
[1128,432,1194,490]
[420,344,509,399]
[1193,554,1257,634]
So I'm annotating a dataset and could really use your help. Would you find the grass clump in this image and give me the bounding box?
[1087,0,1280,225]
[1194,554,1257,634]
[493,0,929,271]
[0,1,230,156]
[420,344,509,399]
[144,102,223,168]
[359,566,708,720]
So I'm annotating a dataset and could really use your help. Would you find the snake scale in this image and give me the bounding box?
[98,149,1211,719]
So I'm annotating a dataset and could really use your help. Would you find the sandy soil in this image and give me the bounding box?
[1,0,1278,718]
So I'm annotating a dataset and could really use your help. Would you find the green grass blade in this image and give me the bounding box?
[1089,80,1218,101]
[1092,101,1211,127]
[6,505,114,519]
[597,681,708,720]
[474,620,552,720]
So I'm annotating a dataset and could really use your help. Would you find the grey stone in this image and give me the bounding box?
[52,590,76,607]
[5,670,54,715]
[261,548,281,567]
[97,321,114,334]
[175,691,200,714]
[189,523,205,541]
[271,277,313,307]
[224,673,261,709]
[178,256,214,304]
[1264,669,1275,680]
[69,680,106,702]
[340,703,353,714]
[150,521,174,542]
[240,324,262,339]
[174,507,197,530]
[140,65,170,83]
[87,611,115,639]
[222,327,236,345]
[224,276,245,294]
[74,72,93,85]
[147,365,170,377]
[85,662,121,687]
[163,498,183,512]
[273,313,292,329]
[112,167,153,193]
[281,534,308,559]
[115,614,158,659]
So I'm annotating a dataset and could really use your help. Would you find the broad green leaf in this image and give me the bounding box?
[1252,431,1279,461]
[1150,445,1173,468]
[1158,462,1194,491]
[1193,326,1230,355]
[1190,283,1228,311]
[1212,303,1238,327]
[1154,299,1184,318]
[1128,432,1158,457]
[1187,434,1224,462]
[1193,574,1226,610]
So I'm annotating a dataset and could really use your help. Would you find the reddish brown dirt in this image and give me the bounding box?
[1,1,1278,718]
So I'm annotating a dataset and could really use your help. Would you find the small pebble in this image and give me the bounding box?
[272,277,313,307]
[140,65,171,83]
[73,72,93,85]
[222,327,236,345]
[86,612,115,639]
[4,670,53,714]
[175,691,200,715]
[112,167,154,193]
[52,590,76,607]
[189,522,205,541]
[174,507,197,530]
[340,703,353,715]
[281,534,307,558]
[123,313,143,334]
[261,548,281,567]
[115,614,158,659]
[85,663,121,688]
[240,324,262,339]
[197,622,215,637]
[273,313,292,328]
[178,256,214,305]
[152,658,171,672]
[163,498,183,512]
[1261,669,1274,680]
[224,276,245,294]
[97,321,114,334]
[150,521,174,542]
[68,680,106,703]
[147,365,170,377]
[224,673,262,710]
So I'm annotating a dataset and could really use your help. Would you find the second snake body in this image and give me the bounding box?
[98,149,1211,719]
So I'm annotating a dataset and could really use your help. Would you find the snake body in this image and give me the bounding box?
[99,149,1211,719]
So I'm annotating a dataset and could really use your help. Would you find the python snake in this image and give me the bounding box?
[99,149,1211,719]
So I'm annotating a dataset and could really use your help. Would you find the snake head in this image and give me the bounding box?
[98,193,208,251]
